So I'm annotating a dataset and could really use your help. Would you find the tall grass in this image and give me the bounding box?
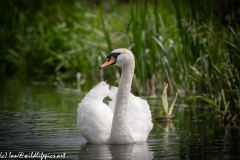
[126,0,181,95]
[125,0,240,108]
[1,0,127,81]
[1,0,239,108]
[171,0,240,107]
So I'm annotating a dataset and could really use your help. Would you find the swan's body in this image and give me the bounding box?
[77,48,153,144]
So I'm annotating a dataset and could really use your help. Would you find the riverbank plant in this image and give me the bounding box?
[1,0,239,110]
[197,89,239,124]
[155,83,178,121]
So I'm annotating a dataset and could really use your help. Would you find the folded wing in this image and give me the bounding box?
[77,81,113,144]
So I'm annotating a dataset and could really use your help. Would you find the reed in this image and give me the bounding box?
[1,0,239,109]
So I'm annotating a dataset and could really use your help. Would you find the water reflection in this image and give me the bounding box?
[148,121,180,159]
[222,125,240,159]
[161,122,176,152]
[79,142,153,160]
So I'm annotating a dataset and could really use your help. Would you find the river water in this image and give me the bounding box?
[0,78,239,160]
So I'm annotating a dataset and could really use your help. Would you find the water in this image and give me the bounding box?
[0,78,239,160]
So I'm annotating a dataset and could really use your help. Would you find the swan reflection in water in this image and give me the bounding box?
[78,142,153,160]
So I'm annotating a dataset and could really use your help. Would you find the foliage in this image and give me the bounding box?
[1,0,239,108]
[171,0,240,105]
[196,89,238,123]
[0,0,127,80]
[159,84,178,119]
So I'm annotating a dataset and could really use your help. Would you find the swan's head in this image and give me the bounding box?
[100,48,134,69]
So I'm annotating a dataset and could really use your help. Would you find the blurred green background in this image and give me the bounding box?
[1,0,240,110]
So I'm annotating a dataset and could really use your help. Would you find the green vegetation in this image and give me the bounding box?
[1,0,239,116]
[197,89,238,124]
[156,83,178,121]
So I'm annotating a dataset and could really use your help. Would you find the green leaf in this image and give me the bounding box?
[158,110,165,116]
[162,83,169,114]
[168,92,178,116]
[196,96,220,110]
[224,101,230,113]
[195,112,220,118]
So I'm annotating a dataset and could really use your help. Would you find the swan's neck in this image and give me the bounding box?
[108,62,135,144]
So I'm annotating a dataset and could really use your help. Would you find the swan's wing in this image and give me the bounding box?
[108,87,153,142]
[77,81,113,144]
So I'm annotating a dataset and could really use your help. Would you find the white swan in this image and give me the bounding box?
[77,48,153,144]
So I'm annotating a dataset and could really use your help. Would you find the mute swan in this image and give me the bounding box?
[77,48,153,144]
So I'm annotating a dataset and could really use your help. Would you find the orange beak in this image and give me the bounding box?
[100,56,116,69]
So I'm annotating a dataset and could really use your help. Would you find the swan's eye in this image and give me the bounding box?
[107,55,110,59]
[111,53,121,59]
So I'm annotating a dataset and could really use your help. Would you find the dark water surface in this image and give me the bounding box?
[0,78,239,160]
